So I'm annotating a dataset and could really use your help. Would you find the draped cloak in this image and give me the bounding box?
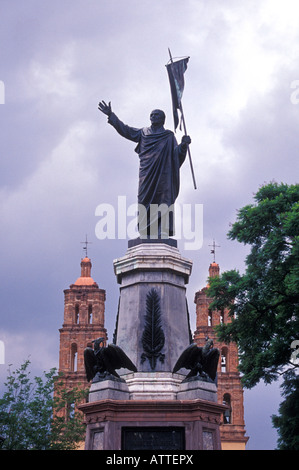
[108,112,187,238]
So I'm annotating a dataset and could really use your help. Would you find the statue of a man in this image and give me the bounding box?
[98,101,191,239]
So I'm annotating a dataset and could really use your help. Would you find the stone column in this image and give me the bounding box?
[113,240,193,374]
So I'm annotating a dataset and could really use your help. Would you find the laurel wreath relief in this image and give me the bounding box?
[141,288,165,370]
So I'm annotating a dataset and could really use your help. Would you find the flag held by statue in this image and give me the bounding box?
[166,56,189,131]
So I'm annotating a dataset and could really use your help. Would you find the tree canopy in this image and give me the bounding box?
[208,182,299,449]
[0,359,87,450]
[209,182,299,387]
[271,370,299,450]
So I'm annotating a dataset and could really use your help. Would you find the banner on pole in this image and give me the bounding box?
[166,57,189,131]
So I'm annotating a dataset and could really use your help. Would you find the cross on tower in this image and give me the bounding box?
[81,234,92,258]
[209,239,220,262]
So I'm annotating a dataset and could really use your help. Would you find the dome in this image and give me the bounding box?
[74,276,97,286]
[73,257,97,286]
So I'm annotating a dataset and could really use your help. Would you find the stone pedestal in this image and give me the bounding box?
[78,240,227,450]
[88,378,130,402]
[79,375,225,450]
[113,240,193,373]
[124,372,218,402]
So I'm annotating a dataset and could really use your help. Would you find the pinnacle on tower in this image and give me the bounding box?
[74,257,98,286]
[209,261,220,279]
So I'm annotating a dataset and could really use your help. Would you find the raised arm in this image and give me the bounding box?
[98,100,141,143]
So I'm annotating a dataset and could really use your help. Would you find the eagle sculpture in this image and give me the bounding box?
[172,337,220,383]
[84,337,137,383]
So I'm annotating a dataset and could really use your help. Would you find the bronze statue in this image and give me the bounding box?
[172,337,220,383]
[98,101,191,239]
[84,337,137,383]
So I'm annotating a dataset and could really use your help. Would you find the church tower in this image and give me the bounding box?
[58,255,107,391]
[194,261,249,450]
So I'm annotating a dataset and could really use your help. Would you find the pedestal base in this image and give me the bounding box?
[88,379,130,402]
[124,372,218,402]
[79,374,226,450]
[88,372,218,402]
[80,397,224,450]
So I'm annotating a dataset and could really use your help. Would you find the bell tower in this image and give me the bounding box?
[194,260,249,450]
[58,255,107,390]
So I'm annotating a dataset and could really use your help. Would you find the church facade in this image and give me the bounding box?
[194,262,249,450]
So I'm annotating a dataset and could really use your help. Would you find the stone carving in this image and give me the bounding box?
[173,337,220,383]
[141,288,165,369]
[84,337,137,383]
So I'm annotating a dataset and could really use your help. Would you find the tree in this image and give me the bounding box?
[272,370,299,450]
[208,182,299,449]
[0,359,88,450]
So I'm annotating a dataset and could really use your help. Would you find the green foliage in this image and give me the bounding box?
[208,182,299,388]
[272,370,299,450]
[208,182,299,449]
[0,359,88,450]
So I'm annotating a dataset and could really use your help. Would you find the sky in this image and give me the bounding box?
[0,0,298,450]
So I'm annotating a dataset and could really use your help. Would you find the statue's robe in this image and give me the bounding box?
[108,112,187,237]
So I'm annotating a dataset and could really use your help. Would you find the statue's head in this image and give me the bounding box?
[150,109,166,126]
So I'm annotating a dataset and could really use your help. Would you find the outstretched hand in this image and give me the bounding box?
[98,100,112,116]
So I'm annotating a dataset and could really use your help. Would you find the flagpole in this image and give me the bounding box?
[168,49,197,190]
